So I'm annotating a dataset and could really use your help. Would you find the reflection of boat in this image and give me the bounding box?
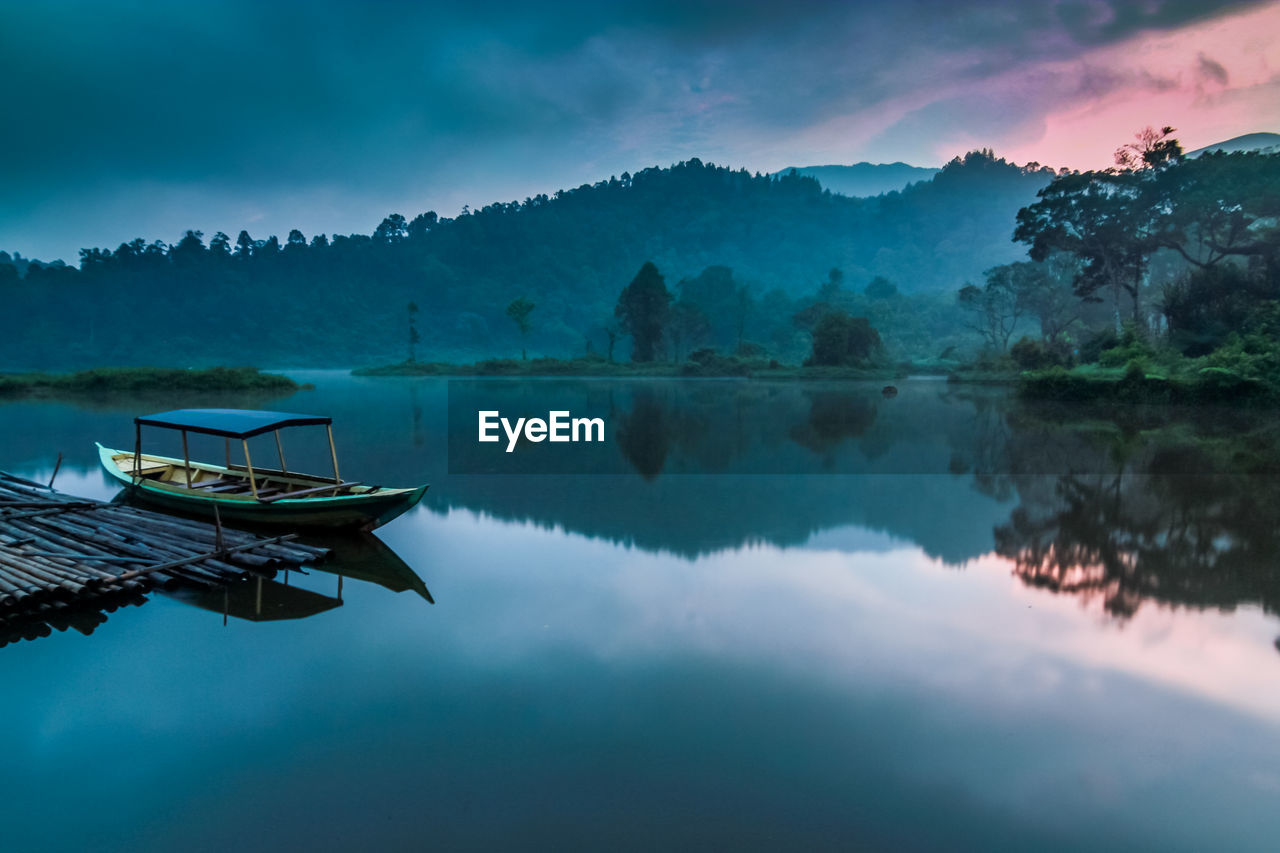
[308,532,434,603]
[97,408,428,530]
[168,576,343,622]
[164,532,432,623]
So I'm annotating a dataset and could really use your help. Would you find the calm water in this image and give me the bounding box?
[2,372,1279,851]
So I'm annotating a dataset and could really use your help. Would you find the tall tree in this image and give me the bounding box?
[958,266,1025,352]
[805,311,882,366]
[374,214,408,243]
[987,256,1082,345]
[615,261,671,362]
[1015,127,1184,328]
[505,296,535,360]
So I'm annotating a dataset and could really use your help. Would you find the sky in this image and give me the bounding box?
[2,0,1278,262]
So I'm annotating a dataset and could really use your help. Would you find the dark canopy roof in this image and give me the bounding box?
[136,408,331,439]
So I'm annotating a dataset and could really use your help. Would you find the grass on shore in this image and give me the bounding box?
[0,366,301,396]
[354,355,915,380]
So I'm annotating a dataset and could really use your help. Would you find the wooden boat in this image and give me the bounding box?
[98,408,427,530]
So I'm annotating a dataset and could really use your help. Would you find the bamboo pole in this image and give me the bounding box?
[133,423,142,485]
[326,424,341,486]
[242,440,259,500]
[274,430,287,476]
[1,465,330,626]
[181,430,193,488]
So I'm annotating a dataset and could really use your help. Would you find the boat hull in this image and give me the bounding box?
[97,444,427,530]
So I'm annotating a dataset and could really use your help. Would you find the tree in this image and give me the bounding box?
[234,230,254,259]
[408,211,438,239]
[170,230,205,267]
[1114,125,1182,171]
[958,266,1025,352]
[374,213,408,243]
[615,261,671,362]
[668,299,711,361]
[818,267,843,302]
[603,321,620,363]
[1015,127,1184,329]
[864,275,899,300]
[675,265,741,351]
[1150,151,1280,269]
[505,296,535,360]
[805,311,883,366]
[209,231,231,256]
[406,301,420,362]
[988,257,1082,345]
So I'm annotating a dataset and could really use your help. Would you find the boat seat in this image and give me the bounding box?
[205,481,250,493]
[125,462,169,477]
[190,478,231,490]
[259,481,363,503]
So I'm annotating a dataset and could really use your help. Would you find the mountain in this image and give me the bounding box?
[1188,132,1280,157]
[0,152,1052,369]
[769,162,940,197]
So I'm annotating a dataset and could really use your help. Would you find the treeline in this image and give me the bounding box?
[0,153,1051,369]
[953,129,1280,391]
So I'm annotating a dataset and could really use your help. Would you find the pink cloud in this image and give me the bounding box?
[997,2,1280,169]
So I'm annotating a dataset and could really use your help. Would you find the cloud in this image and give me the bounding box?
[1196,52,1231,85]
[0,0,1272,261]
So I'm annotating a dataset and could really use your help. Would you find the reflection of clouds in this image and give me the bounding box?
[8,503,1280,850]
[392,510,1280,725]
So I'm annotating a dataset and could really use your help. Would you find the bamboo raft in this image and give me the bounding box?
[0,470,330,647]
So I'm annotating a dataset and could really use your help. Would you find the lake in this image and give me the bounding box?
[2,371,1278,851]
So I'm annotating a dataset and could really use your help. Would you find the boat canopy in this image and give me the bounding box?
[135,408,332,439]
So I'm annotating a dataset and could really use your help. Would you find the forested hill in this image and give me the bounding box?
[0,151,1052,368]
[769,162,941,197]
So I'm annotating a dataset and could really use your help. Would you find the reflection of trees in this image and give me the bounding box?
[788,391,877,457]
[957,398,1280,625]
[615,388,673,480]
[995,471,1280,621]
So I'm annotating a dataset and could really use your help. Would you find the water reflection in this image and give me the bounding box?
[4,374,1280,850]
[2,374,1278,638]
[167,575,343,622]
[0,529,430,645]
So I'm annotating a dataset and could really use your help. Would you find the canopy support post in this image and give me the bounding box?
[326,424,341,486]
[274,430,287,476]
[181,430,192,488]
[133,423,142,485]
[224,438,231,470]
[243,439,259,500]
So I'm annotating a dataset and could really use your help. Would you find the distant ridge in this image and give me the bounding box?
[771,162,940,197]
[1188,132,1280,157]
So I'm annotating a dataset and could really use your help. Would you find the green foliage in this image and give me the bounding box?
[1123,359,1149,382]
[805,312,883,367]
[863,276,898,300]
[505,297,535,334]
[0,367,298,395]
[0,153,1052,369]
[505,296,536,359]
[1098,324,1156,368]
[1162,266,1276,355]
[957,268,1022,352]
[614,261,672,362]
[1010,336,1069,370]
[1078,328,1119,364]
